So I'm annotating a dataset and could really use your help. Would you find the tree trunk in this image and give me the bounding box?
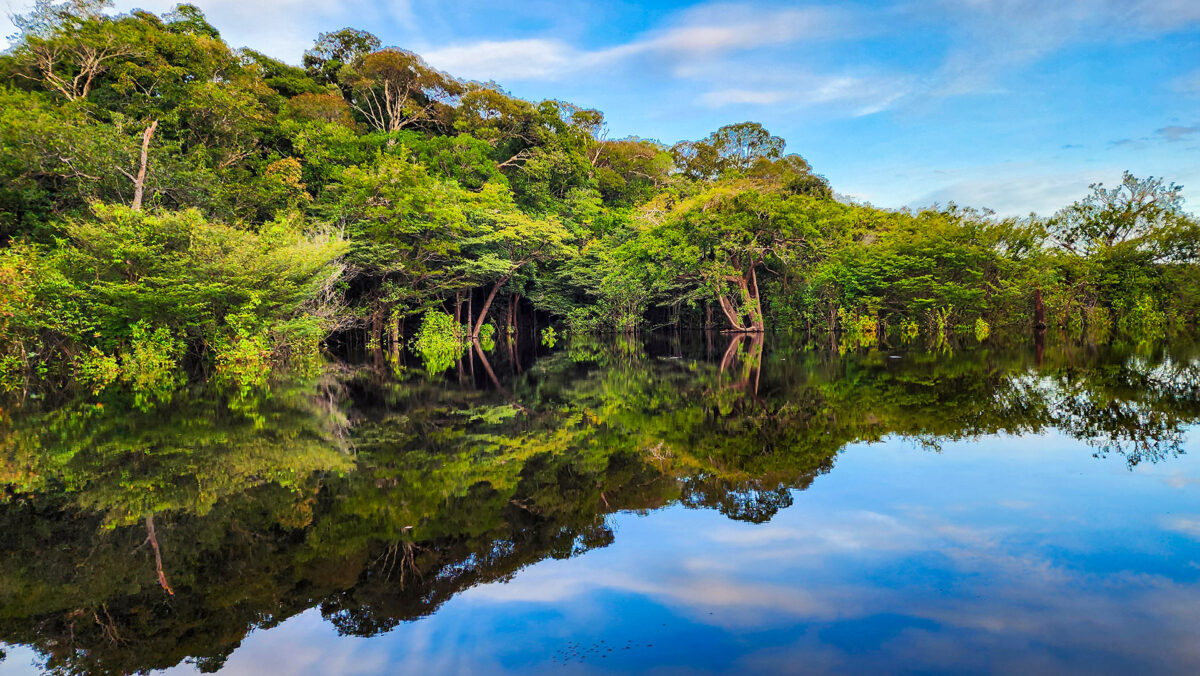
[389,312,400,360]
[506,294,515,337]
[454,291,462,324]
[131,120,158,211]
[473,266,526,337]
[472,340,527,411]
[716,292,748,332]
[371,309,384,349]
[1034,287,1046,331]
[748,264,765,332]
[145,514,174,596]
[472,276,508,337]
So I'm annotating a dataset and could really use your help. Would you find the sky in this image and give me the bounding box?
[2,0,1199,216]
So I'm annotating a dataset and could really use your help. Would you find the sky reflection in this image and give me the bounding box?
[7,430,1178,675]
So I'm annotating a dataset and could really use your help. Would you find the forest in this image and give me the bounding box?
[3,1,1200,400]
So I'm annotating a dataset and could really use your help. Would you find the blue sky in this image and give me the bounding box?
[3,0,1199,215]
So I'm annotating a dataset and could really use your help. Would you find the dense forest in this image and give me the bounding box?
[3,1,1200,399]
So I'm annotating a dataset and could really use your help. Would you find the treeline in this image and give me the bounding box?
[2,1,1199,398]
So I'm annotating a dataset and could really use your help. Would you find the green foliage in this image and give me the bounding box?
[1116,294,1166,342]
[74,346,119,394]
[541,326,558,348]
[120,321,182,410]
[0,0,1197,393]
[410,310,466,375]
[837,306,879,353]
[974,317,991,342]
[214,306,273,396]
[478,322,497,352]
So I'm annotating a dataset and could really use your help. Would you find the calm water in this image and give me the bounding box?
[3,334,1200,675]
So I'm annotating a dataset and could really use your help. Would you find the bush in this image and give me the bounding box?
[410,310,466,375]
[121,321,183,410]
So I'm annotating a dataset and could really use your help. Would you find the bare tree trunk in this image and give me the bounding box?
[472,341,527,411]
[748,264,765,332]
[1034,287,1046,331]
[473,273,512,337]
[389,313,400,360]
[144,514,174,596]
[131,120,158,211]
[454,291,462,324]
[512,294,521,337]
[716,292,748,332]
[372,309,384,349]
[720,334,744,376]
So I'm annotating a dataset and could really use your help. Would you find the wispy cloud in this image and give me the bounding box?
[1162,515,1200,538]
[423,39,581,81]
[423,4,853,82]
[1174,69,1200,95]
[420,4,914,116]
[924,0,1200,96]
[2,0,405,62]
[696,72,911,117]
[907,166,1122,216]
[1158,124,1200,142]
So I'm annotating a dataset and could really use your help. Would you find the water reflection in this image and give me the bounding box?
[2,336,1200,674]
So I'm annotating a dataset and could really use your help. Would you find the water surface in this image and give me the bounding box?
[2,335,1200,675]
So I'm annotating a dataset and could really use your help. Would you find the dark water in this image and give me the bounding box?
[3,334,1200,675]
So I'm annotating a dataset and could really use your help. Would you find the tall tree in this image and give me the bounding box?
[338,49,463,133]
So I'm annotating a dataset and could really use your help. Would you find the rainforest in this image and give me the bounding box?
[2,2,1200,398]
[5,3,1200,675]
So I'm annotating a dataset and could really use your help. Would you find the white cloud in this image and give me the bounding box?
[697,71,911,117]
[422,4,854,83]
[1162,515,1200,538]
[1,0,401,63]
[630,4,849,56]
[899,160,1200,217]
[909,168,1108,216]
[423,39,583,81]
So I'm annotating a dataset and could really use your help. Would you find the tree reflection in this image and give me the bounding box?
[1,335,1199,673]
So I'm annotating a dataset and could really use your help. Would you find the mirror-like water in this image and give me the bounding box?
[3,335,1200,675]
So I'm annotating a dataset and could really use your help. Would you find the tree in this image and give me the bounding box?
[458,184,575,337]
[1049,171,1197,261]
[670,122,787,181]
[592,138,673,205]
[338,49,463,133]
[282,92,357,127]
[710,122,786,173]
[648,186,824,332]
[454,85,543,149]
[302,28,380,86]
[330,151,469,324]
[9,0,138,101]
[163,3,220,39]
